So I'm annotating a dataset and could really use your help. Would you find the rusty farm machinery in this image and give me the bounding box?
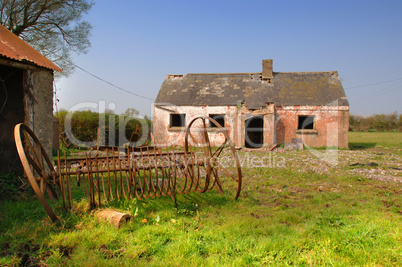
[14,116,242,222]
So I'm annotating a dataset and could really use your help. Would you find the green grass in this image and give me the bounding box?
[349,131,402,150]
[1,132,401,266]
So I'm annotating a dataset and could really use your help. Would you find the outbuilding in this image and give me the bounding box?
[0,25,61,171]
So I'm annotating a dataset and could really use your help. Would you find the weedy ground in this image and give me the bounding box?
[0,132,401,266]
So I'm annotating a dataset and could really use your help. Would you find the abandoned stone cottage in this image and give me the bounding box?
[0,24,61,171]
[153,59,349,149]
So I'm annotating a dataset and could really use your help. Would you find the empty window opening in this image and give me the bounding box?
[170,114,185,128]
[209,114,225,128]
[298,116,315,130]
[245,116,264,148]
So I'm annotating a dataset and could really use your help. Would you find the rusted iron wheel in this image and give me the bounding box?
[184,116,242,199]
[14,123,59,222]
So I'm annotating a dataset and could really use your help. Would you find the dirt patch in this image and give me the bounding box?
[0,241,53,266]
[273,149,402,184]
[288,186,309,194]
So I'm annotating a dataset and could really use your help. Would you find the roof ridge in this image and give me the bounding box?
[276,71,338,74]
[187,72,260,75]
[166,71,338,77]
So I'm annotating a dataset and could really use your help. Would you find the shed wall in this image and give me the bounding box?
[31,69,54,157]
[0,65,54,172]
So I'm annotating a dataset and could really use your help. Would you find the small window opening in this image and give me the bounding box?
[170,114,185,128]
[298,115,315,130]
[209,114,225,128]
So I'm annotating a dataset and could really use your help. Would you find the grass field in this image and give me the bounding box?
[349,131,402,150]
[0,132,401,266]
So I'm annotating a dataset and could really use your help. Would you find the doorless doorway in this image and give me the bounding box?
[245,116,264,148]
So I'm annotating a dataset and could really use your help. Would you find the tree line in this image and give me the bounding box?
[55,109,152,147]
[349,112,402,132]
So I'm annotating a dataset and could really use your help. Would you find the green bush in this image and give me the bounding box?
[349,112,401,132]
[55,109,152,147]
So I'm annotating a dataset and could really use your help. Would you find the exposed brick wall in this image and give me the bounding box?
[337,109,349,148]
[275,106,349,148]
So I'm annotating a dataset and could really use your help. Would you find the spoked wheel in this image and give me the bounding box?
[14,123,59,222]
[184,116,242,199]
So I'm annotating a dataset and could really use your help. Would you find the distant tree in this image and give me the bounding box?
[123,108,140,118]
[349,114,358,131]
[104,109,115,115]
[388,112,398,131]
[0,0,94,76]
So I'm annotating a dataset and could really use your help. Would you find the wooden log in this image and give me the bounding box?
[96,209,132,228]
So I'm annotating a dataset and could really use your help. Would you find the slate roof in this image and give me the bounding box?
[0,24,61,71]
[155,71,349,109]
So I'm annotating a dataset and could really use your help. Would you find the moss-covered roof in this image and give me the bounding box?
[155,71,349,109]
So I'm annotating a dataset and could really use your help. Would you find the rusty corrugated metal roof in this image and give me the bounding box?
[0,24,61,71]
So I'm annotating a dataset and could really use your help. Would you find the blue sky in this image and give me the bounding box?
[56,0,402,116]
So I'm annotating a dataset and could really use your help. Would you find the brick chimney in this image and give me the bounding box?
[262,59,273,80]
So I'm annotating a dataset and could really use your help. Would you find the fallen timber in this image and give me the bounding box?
[14,116,242,222]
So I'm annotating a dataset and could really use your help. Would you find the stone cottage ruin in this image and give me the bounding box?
[153,59,349,149]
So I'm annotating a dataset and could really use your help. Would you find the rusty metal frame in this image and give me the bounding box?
[14,117,242,222]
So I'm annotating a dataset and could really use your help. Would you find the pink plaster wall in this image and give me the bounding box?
[154,105,349,148]
[153,105,238,147]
